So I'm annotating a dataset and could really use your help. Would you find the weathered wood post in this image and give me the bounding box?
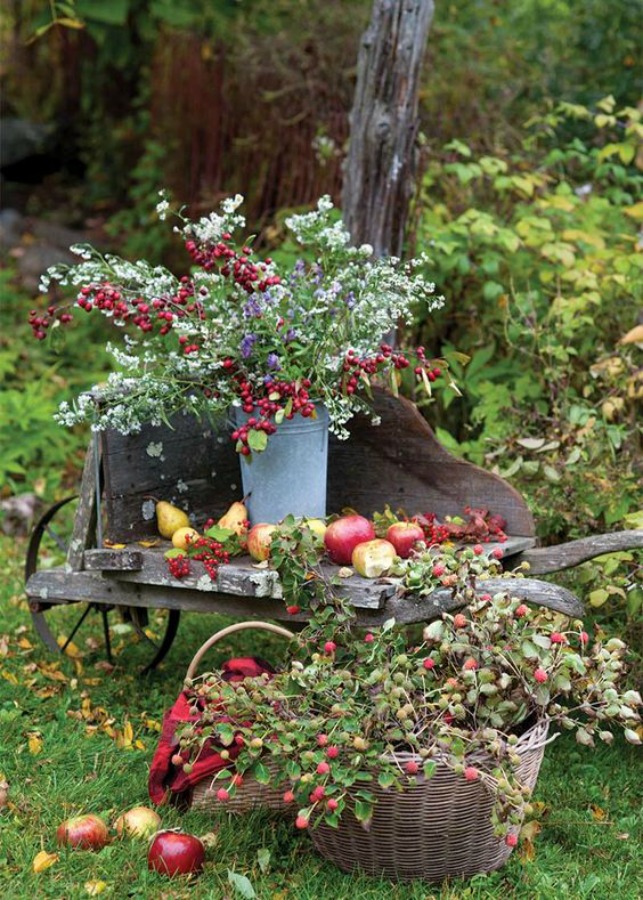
[342,0,435,257]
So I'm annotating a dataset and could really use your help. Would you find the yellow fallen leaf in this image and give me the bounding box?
[138,539,160,548]
[1,670,19,685]
[518,820,541,861]
[103,540,126,549]
[591,804,607,821]
[134,739,146,751]
[18,637,33,650]
[32,850,59,873]
[28,733,43,755]
[116,720,134,749]
[85,881,108,896]
[337,567,354,578]
[56,636,82,658]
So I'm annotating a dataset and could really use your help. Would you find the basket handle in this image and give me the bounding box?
[185,621,295,681]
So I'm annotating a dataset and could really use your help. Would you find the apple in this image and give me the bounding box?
[147,830,205,877]
[352,539,397,578]
[56,814,109,851]
[324,515,376,565]
[386,521,425,558]
[114,806,161,839]
[303,518,327,539]
[247,523,278,561]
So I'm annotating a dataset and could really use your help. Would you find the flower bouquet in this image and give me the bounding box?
[35,195,447,457]
[174,546,641,880]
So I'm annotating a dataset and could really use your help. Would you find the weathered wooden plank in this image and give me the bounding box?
[84,549,394,610]
[512,530,643,575]
[83,550,143,571]
[328,390,536,537]
[66,444,98,570]
[100,411,241,543]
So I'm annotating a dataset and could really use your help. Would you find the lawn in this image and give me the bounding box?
[1,531,641,900]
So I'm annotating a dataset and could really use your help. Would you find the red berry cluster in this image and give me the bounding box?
[167,555,191,578]
[184,235,281,295]
[28,305,73,340]
[413,513,451,545]
[186,536,231,579]
[340,344,442,396]
[231,377,315,455]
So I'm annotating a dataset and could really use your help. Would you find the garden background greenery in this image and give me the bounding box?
[1,1,641,897]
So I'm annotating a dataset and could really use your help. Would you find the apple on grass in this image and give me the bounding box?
[324,515,376,565]
[247,523,278,561]
[386,521,425,558]
[352,539,397,578]
[147,830,205,877]
[56,814,109,851]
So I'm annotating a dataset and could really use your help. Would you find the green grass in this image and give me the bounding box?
[1,533,642,900]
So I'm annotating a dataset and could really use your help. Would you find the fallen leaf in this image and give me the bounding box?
[138,539,160,548]
[338,567,354,578]
[56,636,82,658]
[252,560,269,569]
[620,324,643,344]
[103,540,126,549]
[616,833,630,840]
[18,637,33,650]
[590,804,607,821]
[200,830,219,849]
[32,850,59,872]
[28,733,43,755]
[1,669,19,684]
[85,880,108,895]
[0,778,8,808]
[518,820,541,861]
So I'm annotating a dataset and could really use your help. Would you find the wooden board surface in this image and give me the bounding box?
[99,388,536,543]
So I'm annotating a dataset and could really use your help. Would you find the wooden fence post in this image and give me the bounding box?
[342,0,435,257]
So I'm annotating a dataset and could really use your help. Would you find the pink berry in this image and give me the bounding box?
[432,564,445,577]
[515,604,529,617]
[492,548,504,559]
[326,746,339,759]
[473,544,484,555]
[326,798,339,811]
[364,633,375,643]
[579,631,589,644]
[405,760,419,775]
[534,668,548,684]
[454,614,467,629]
[216,788,230,802]
[550,632,565,644]
[317,761,330,775]
[464,766,479,782]
[317,734,329,747]
[283,790,295,804]
[295,815,310,830]
[423,658,435,670]
[463,657,478,671]
[505,833,518,848]
[286,604,301,615]
[324,641,337,654]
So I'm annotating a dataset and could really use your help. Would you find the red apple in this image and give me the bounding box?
[352,539,397,578]
[114,806,161,839]
[386,521,425,558]
[324,515,376,565]
[247,523,278,561]
[147,830,205,877]
[56,814,109,851]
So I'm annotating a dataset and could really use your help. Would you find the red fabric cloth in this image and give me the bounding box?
[148,656,274,805]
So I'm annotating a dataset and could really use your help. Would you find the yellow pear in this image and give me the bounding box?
[172,526,200,550]
[156,501,190,539]
[217,500,248,536]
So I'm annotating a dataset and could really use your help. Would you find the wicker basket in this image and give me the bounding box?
[310,720,552,882]
[183,621,294,814]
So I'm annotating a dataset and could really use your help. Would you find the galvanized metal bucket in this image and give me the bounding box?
[232,404,329,524]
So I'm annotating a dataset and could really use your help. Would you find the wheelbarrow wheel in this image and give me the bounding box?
[25,496,180,674]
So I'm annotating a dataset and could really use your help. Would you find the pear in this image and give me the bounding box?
[156,501,190,539]
[172,526,200,550]
[217,500,248,536]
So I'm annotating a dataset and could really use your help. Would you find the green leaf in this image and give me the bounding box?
[227,871,257,899]
[256,848,271,874]
[216,723,235,747]
[205,525,234,542]
[354,799,373,824]
[252,761,271,785]
[163,548,187,559]
[377,771,396,789]
[76,0,128,25]
[423,760,436,779]
[247,429,268,453]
